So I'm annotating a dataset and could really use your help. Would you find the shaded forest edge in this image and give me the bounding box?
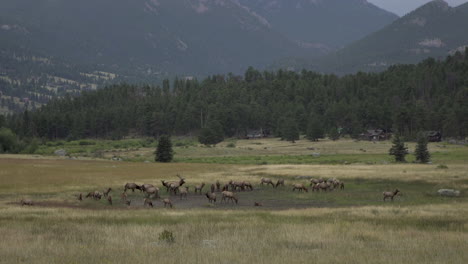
[0,51,467,153]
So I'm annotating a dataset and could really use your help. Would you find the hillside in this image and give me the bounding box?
[316,0,468,73]
[236,0,398,52]
[0,0,302,76]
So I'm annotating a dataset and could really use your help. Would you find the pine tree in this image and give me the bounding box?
[415,133,430,163]
[389,134,409,162]
[155,135,173,162]
[282,118,299,143]
[306,114,324,141]
[328,127,340,141]
[198,120,224,146]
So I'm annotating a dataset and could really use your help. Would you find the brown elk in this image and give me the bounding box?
[20,199,33,206]
[145,186,160,199]
[107,195,113,205]
[383,189,400,202]
[317,182,330,192]
[103,188,112,197]
[163,198,173,208]
[254,202,262,206]
[216,180,221,192]
[229,180,245,191]
[194,183,205,194]
[243,181,253,191]
[205,192,216,203]
[140,184,154,192]
[143,198,153,208]
[165,175,186,195]
[275,179,285,188]
[221,191,238,204]
[260,178,275,187]
[179,186,189,200]
[86,191,102,200]
[222,184,229,192]
[124,183,141,193]
[292,184,308,192]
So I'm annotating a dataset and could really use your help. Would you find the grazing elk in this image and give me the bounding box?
[163,198,173,208]
[317,182,330,192]
[275,179,285,188]
[124,183,141,193]
[103,188,112,197]
[143,198,153,208]
[292,184,308,193]
[205,192,216,203]
[229,180,245,191]
[20,199,33,206]
[243,181,253,191]
[383,189,400,202]
[216,180,221,192]
[179,186,189,200]
[107,195,113,205]
[145,186,160,199]
[140,184,154,192]
[86,191,102,200]
[194,183,205,194]
[260,178,275,187]
[221,191,238,204]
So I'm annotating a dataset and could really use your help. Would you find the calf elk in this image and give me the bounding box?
[163,198,173,208]
[20,199,33,206]
[194,183,205,194]
[292,184,308,192]
[275,179,285,188]
[143,198,153,208]
[383,189,400,202]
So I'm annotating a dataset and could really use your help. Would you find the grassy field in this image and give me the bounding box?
[0,138,467,263]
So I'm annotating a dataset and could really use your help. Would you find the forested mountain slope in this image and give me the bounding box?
[5,51,468,140]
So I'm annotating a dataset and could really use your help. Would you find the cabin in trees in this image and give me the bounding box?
[245,129,270,139]
[360,129,391,141]
[425,131,442,142]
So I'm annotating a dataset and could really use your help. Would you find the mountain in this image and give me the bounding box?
[316,0,468,73]
[0,0,302,77]
[235,0,398,53]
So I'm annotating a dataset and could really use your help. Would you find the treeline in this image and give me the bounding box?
[2,52,468,142]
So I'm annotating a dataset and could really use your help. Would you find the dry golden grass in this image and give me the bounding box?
[0,141,467,263]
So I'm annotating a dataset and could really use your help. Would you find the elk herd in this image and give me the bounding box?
[19,175,401,208]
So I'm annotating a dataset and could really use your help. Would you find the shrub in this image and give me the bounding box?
[226,142,236,148]
[158,230,175,244]
[79,140,96,146]
[437,164,448,169]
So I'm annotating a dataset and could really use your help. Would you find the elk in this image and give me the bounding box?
[120,192,127,202]
[383,189,400,202]
[205,192,216,203]
[124,183,141,193]
[20,199,33,206]
[243,181,253,191]
[216,180,221,191]
[254,202,262,207]
[77,193,83,201]
[311,183,320,192]
[86,191,102,200]
[103,187,112,197]
[163,198,173,208]
[229,180,245,191]
[222,184,229,192]
[317,182,330,192]
[145,186,160,199]
[221,191,238,204]
[140,184,154,192]
[260,177,275,187]
[107,195,113,205]
[210,184,215,193]
[275,179,285,188]
[292,183,308,192]
[179,186,189,200]
[143,198,153,208]
[194,183,205,194]
[165,175,186,195]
